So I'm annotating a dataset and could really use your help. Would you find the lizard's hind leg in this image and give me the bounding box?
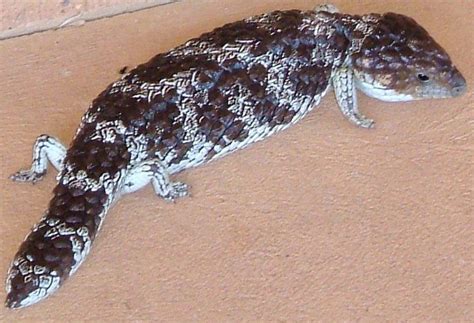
[120,158,189,202]
[11,134,67,183]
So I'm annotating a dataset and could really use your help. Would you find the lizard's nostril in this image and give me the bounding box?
[450,71,467,96]
[452,85,466,96]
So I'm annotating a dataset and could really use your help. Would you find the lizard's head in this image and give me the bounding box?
[351,13,466,102]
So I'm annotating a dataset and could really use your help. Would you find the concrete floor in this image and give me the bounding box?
[0,0,472,321]
[0,0,180,40]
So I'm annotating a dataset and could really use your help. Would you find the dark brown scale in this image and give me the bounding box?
[7,122,129,305]
[65,137,131,181]
[7,181,107,304]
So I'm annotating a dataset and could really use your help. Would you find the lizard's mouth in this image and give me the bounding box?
[355,78,416,102]
[415,70,467,99]
[354,69,467,102]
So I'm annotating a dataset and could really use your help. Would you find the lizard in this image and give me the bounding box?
[5,4,466,309]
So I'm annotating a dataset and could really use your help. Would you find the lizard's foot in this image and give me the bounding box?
[163,182,189,202]
[348,114,375,129]
[120,158,190,202]
[11,134,66,184]
[10,169,46,184]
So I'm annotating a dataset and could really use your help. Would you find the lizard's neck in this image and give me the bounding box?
[338,13,382,53]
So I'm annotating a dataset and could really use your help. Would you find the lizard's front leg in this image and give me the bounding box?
[120,159,189,201]
[11,134,67,183]
[332,66,375,128]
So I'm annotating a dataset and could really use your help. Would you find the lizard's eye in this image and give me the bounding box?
[417,73,430,82]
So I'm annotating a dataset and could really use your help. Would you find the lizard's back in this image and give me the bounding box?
[77,10,348,175]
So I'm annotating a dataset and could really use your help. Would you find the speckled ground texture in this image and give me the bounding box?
[0,0,472,321]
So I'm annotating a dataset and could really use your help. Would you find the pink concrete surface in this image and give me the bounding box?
[0,0,179,40]
[0,0,472,321]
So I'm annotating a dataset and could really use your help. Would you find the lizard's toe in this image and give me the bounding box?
[163,182,189,202]
[10,170,46,184]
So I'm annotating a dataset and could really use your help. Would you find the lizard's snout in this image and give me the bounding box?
[449,70,467,97]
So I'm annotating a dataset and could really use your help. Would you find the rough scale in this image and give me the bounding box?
[5,4,466,308]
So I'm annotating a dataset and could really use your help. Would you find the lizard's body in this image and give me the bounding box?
[5,5,466,309]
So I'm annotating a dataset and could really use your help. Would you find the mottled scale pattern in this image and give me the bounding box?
[351,13,459,95]
[6,6,467,309]
[100,10,350,171]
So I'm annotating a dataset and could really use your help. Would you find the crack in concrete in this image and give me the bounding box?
[0,0,182,41]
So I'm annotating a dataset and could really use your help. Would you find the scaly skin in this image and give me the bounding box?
[5,6,466,309]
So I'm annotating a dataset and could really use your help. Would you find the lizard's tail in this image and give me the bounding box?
[5,177,115,309]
